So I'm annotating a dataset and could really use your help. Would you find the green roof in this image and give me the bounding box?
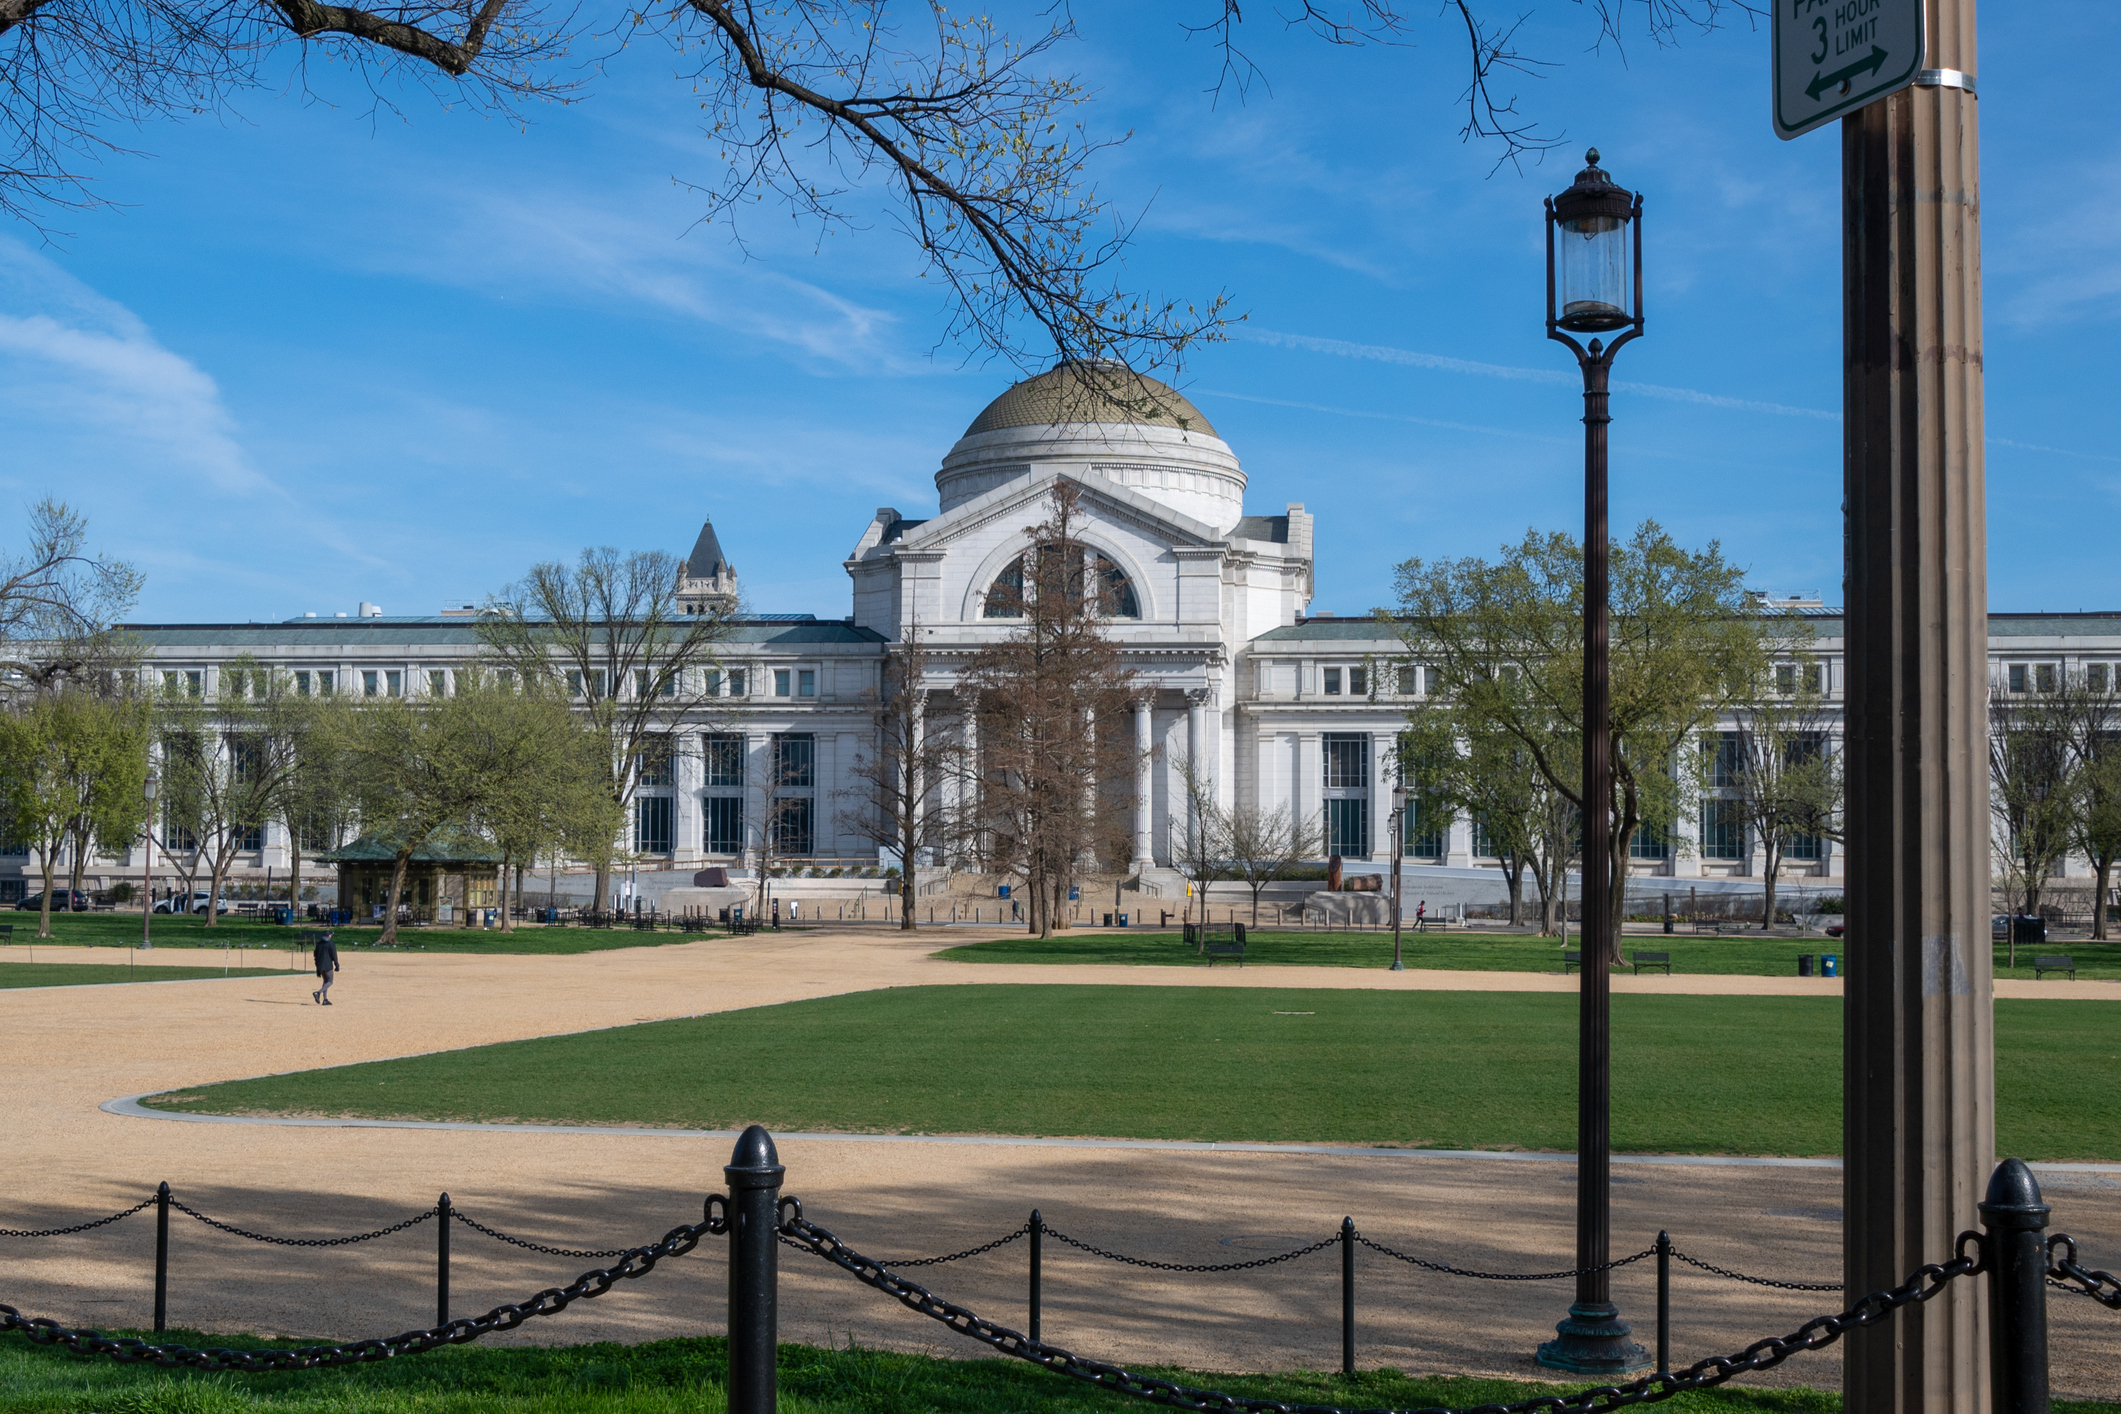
[319,833,505,866]
[112,618,885,648]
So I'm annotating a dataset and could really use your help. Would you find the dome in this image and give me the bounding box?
[938,362,1244,532]
[964,361,1217,439]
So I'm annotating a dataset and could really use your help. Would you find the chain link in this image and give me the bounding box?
[1043,1227,1340,1274]
[1355,1234,1653,1282]
[450,1210,641,1260]
[1668,1250,1840,1293]
[778,1207,1985,1414]
[878,1222,1033,1269]
[2047,1234,2121,1309]
[0,1210,727,1372]
[169,1199,436,1248]
[0,1199,155,1239]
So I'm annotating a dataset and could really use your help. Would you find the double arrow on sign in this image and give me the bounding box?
[1806,44,1890,101]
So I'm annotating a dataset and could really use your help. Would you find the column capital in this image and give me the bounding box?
[1184,688,1213,707]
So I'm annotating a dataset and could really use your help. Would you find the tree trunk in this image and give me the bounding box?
[497,858,513,932]
[380,851,411,946]
[203,849,232,930]
[1250,882,1264,925]
[900,817,919,931]
[595,860,613,919]
[287,824,303,918]
[67,818,91,899]
[1503,854,1525,926]
[36,846,57,939]
[1760,840,1781,930]
[2095,857,2113,942]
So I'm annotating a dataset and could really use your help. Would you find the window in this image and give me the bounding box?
[317,671,334,696]
[1396,666,1419,695]
[164,671,202,697]
[774,733,815,787]
[983,558,1025,618]
[636,738,674,787]
[635,796,675,854]
[363,671,380,697]
[798,669,816,698]
[2008,664,2027,693]
[1630,820,1672,861]
[295,671,312,696]
[161,812,197,852]
[2036,663,2057,693]
[1785,832,1825,861]
[705,670,722,697]
[1700,799,1746,860]
[1323,668,1342,696]
[775,669,791,697]
[1775,663,1796,694]
[1425,666,1442,695]
[1804,663,1823,693]
[1710,731,1744,788]
[773,797,815,857]
[387,671,402,698]
[636,668,652,699]
[237,823,265,853]
[706,797,744,854]
[1404,805,1445,859]
[728,669,747,697]
[428,670,449,696]
[224,669,247,698]
[703,734,744,787]
[2093,664,2112,694]
[1348,667,1367,697]
[229,736,263,784]
[1094,555,1140,618]
[983,548,1139,619]
[1322,732,1370,857]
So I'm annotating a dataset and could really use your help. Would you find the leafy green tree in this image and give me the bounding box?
[1721,661,1842,929]
[455,673,611,931]
[2068,692,2121,942]
[0,689,148,935]
[1391,522,1784,965]
[335,695,485,945]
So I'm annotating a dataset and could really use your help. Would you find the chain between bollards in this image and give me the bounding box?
[1029,1209,1043,1344]
[152,1182,170,1333]
[436,1193,451,1328]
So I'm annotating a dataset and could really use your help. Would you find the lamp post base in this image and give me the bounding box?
[1535,1303,1649,1376]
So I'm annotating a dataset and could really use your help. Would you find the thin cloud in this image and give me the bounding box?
[1243,327,1842,422]
[0,239,278,496]
[1990,437,2121,466]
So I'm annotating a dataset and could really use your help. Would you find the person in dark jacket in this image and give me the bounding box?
[312,932,339,1005]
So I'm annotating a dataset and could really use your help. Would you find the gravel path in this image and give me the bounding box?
[1,929,2114,1397]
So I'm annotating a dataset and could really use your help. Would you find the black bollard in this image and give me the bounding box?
[437,1193,452,1327]
[1340,1217,1355,1376]
[1029,1209,1043,1343]
[153,1182,170,1332]
[1654,1231,1671,1376]
[726,1126,785,1414]
[1980,1158,2051,1414]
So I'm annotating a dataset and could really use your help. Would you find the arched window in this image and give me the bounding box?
[982,548,1140,620]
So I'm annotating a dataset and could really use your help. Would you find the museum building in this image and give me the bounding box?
[8,361,2120,903]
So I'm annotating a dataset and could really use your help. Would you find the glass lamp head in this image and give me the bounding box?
[1549,148,1639,334]
[143,771,160,803]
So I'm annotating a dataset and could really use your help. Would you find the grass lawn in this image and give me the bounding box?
[0,913,718,957]
[0,960,303,989]
[14,1329,2052,1414]
[140,986,2121,1161]
[938,929,2121,982]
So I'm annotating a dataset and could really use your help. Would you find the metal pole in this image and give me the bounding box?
[1978,1160,2050,1414]
[1339,1217,1355,1376]
[153,1182,169,1332]
[437,1192,451,1327]
[1655,1230,1671,1377]
[1840,8,1994,1409]
[1029,1209,1043,1344]
[1390,808,1405,970]
[726,1125,785,1414]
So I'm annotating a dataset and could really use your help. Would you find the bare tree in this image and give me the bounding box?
[836,627,964,930]
[2066,682,2121,942]
[1722,664,1842,930]
[0,500,140,691]
[1167,757,1227,939]
[479,546,733,911]
[961,481,1138,938]
[1989,676,2078,924]
[154,657,306,929]
[1221,794,1321,927]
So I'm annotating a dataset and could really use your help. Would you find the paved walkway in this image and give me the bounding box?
[1,930,2114,1396]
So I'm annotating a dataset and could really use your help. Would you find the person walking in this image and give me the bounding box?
[311,931,339,1005]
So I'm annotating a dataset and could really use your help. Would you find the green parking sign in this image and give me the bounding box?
[1773,0,1926,139]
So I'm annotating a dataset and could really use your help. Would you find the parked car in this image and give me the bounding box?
[14,890,90,912]
[152,891,230,915]
[1824,923,1845,939]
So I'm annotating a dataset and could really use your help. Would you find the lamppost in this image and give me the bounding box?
[141,770,160,950]
[1389,784,1406,970]
[1535,148,1648,1377]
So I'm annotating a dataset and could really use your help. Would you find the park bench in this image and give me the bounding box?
[1562,950,1581,974]
[1630,949,1672,976]
[2034,955,2077,981]
[1203,939,1245,967]
[1690,918,1725,935]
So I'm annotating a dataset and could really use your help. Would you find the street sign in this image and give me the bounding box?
[1773,0,1925,140]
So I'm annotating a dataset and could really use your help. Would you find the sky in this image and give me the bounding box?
[3,2,2115,625]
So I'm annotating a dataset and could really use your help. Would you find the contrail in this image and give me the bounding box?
[1241,328,1841,422]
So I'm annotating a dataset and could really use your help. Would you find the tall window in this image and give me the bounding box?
[636,737,674,787]
[636,796,675,854]
[983,547,1139,619]
[703,734,744,787]
[1404,805,1445,859]
[1630,819,1672,861]
[237,823,265,852]
[706,797,744,854]
[773,733,815,788]
[1322,733,1369,857]
[1700,799,1746,860]
[1710,731,1744,787]
[774,797,815,857]
[771,733,817,857]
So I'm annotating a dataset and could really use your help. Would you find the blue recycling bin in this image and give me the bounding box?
[275,908,294,926]
[1068,886,1080,901]
[998,884,1011,899]
[1118,912,1128,927]
[1822,954,1839,978]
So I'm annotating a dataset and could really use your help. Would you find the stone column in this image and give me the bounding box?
[1841,9,1994,1410]
[1185,690,1209,848]
[1132,698,1154,870]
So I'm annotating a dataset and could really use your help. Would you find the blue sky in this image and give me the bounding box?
[3,2,2115,623]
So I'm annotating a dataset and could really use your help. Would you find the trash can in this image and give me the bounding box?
[2013,915,2047,948]
[1798,954,1815,977]
[1821,954,1839,978]
[1118,912,1128,927]
[275,908,293,926]
[998,884,1011,899]
[1103,912,1114,927]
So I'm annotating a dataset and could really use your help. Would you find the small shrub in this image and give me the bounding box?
[110,881,135,903]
